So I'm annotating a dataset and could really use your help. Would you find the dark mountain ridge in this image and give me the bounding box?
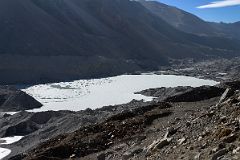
[0,0,240,84]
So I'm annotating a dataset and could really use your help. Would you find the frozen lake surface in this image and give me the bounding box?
[23,74,218,112]
[0,136,23,159]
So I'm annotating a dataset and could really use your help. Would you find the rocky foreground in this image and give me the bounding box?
[2,80,239,160]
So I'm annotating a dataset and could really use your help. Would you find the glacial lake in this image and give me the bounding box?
[22,74,218,112]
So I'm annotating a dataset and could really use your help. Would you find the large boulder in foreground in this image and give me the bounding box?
[0,86,42,112]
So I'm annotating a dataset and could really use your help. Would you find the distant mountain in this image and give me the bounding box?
[210,22,240,39]
[139,0,240,39]
[0,0,239,84]
[138,0,216,36]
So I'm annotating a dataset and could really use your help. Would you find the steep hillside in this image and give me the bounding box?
[0,0,239,84]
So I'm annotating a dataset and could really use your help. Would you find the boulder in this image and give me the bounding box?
[0,86,42,111]
[211,148,228,160]
[123,147,143,160]
[146,137,172,154]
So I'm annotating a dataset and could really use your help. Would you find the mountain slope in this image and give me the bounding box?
[139,0,240,39]
[0,0,239,84]
[138,0,216,36]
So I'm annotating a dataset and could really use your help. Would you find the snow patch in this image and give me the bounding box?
[0,136,23,159]
[0,148,11,160]
[0,136,23,145]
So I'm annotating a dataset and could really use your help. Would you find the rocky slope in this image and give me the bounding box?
[0,100,163,158]
[157,57,240,82]
[0,86,42,112]
[1,0,240,84]
[5,80,240,160]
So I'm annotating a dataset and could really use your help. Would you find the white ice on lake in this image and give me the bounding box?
[0,136,23,160]
[23,74,218,112]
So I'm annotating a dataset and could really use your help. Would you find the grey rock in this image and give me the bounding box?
[123,147,143,160]
[218,143,226,150]
[233,147,240,154]
[212,149,228,160]
[186,121,191,127]
[156,138,172,149]
[146,137,172,155]
[194,152,201,160]
[165,127,178,137]
[0,86,42,112]
[97,152,106,160]
[178,137,187,145]
[217,88,231,106]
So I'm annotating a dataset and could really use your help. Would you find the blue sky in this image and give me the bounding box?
[157,0,240,23]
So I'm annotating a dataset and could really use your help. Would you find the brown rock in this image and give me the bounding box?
[216,128,232,139]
